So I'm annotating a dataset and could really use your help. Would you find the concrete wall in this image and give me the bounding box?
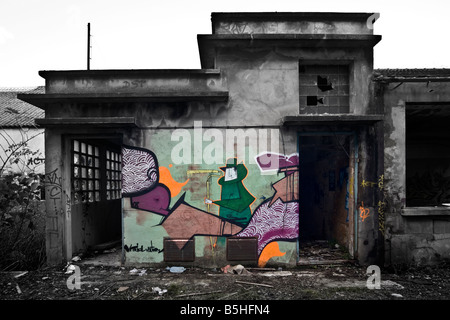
[212,12,375,35]
[381,80,450,265]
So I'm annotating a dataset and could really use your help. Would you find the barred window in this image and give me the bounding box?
[72,139,121,204]
[73,140,100,203]
[106,150,122,200]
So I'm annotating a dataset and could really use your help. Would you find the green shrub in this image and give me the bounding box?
[0,172,46,270]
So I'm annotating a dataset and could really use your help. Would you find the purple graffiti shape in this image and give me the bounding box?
[236,198,299,255]
[122,145,159,196]
[256,153,299,175]
[131,184,171,216]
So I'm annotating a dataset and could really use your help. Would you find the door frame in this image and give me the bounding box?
[62,133,123,261]
[296,131,359,260]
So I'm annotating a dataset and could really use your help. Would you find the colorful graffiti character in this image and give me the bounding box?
[207,158,255,227]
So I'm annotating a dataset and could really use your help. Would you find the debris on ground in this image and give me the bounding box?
[235,280,273,288]
[129,268,147,276]
[298,240,352,264]
[167,266,186,273]
[13,271,28,279]
[64,264,77,274]
[259,271,293,277]
[221,264,251,275]
[152,287,167,295]
[1,262,450,300]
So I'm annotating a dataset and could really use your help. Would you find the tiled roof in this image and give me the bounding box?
[374,68,450,80]
[0,87,45,128]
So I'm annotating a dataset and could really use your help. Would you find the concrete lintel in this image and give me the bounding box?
[401,207,450,217]
[18,91,229,109]
[283,114,384,126]
[35,117,138,128]
[198,33,381,45]
[374,77,450,83]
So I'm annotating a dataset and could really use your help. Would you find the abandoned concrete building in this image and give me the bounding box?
[18,12,450,268]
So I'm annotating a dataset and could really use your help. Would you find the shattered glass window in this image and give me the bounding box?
[299,64,350,114]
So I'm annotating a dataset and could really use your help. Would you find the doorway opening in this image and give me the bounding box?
[66,135,122,261]
[298,132,355,264]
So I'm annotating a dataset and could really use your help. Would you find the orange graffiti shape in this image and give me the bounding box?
[258,242,286,268]
[359,202,370,222]
[159,165,189,198]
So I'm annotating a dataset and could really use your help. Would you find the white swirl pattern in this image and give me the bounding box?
[122,147,158,195]
[237,198,299,254]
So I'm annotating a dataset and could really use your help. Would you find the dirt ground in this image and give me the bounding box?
[1,260,450,301]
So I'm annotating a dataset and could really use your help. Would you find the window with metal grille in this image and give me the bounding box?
[72,139,121,204]
[106,150,122,200]
[73,140,100,204]
[299,64,350,114]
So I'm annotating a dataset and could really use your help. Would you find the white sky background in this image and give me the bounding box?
[0,0,449,87]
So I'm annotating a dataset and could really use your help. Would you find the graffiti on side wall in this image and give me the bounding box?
[359,201,370,222]
[121,145,300,266]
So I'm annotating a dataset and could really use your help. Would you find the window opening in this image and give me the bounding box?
[299,64,349,114]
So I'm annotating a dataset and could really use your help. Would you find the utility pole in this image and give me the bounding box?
[87,23,91,70]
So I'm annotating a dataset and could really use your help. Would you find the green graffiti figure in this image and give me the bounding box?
[207,158,255,227]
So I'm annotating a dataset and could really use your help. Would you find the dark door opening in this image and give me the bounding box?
[69,137,122,257]
[298,133,353,262]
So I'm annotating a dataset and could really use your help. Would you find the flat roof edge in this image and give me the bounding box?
[211,12,376,20]
[38,69,222,79]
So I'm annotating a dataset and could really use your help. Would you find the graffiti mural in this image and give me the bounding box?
[208,158,255,227]
[159,164,189,198]
[237,152,300,265]
[161,195,243,246]
[121,145,300,266]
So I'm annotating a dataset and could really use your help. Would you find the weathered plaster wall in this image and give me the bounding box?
[212,13,374,35]
[215,46,375,120]
[381,80,450,265]
[43,129,65,264]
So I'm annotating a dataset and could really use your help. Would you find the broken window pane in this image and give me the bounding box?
[299,63,350,114]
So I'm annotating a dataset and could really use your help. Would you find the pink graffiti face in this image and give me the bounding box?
[131,184,171,216]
